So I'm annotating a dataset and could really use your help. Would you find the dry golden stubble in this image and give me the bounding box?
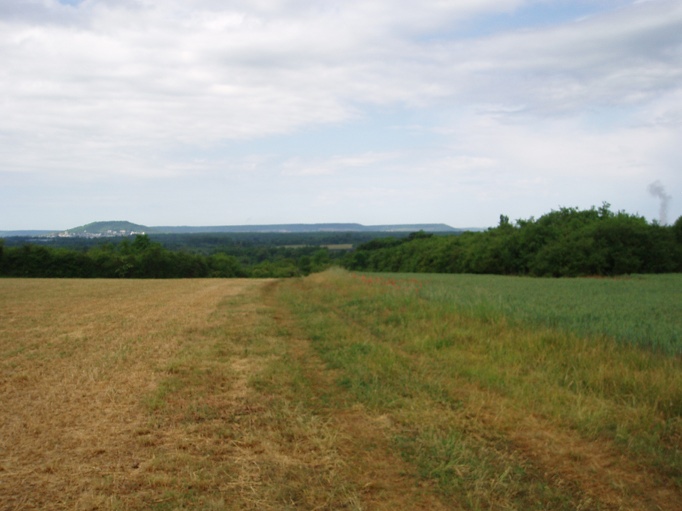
[0,279,257,510]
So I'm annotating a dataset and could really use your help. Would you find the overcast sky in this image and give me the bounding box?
[1,0,681,230]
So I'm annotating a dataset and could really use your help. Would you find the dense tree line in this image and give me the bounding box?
[0,235,333,278]
[0,231,402,252]
[147,231,399,253]
[3,205,680,278]
[343,205,682,276]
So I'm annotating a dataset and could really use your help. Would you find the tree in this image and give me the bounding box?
[132,234,153,253]
[673,216,682,244]
[342,204,677,277]
[407,230,434,241]
[208,253,246,277]
[311,249,331,272]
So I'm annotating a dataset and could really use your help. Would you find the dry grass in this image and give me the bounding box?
[1,279,259,509]
[1,278,443,510]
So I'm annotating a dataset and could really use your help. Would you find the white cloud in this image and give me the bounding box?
[0,0,681,228]
[442,0,682,113]
[281,152,399,176]
[0,0,534,153]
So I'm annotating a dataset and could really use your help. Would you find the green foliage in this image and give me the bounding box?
[344,204,682,277]
[674,216,682,243]
[0,234,337,279]
[4,204,680,279]
[207,253,247,278]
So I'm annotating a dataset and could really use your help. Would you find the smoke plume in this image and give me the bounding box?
[648,180,671,225]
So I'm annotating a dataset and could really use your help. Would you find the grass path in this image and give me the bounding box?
[262,285,454,510]
[1,275,680,509]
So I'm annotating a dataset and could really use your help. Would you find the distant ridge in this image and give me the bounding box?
[152,223,460,234]
[0,230,55,237]
[1,221,467,237]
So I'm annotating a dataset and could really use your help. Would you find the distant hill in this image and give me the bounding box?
[1,221,468,238]
[65,221,148,235]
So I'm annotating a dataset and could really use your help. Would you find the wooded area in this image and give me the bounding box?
[343,204,682,276]
[0,234,334,278]
[2,204,680,278]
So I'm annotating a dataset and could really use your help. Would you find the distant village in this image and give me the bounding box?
[54,229,146,239]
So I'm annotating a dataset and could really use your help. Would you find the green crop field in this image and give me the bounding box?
[393,272,682,354]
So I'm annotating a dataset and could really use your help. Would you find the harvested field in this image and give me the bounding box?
[1,274,680,510]
[1,279,268,509]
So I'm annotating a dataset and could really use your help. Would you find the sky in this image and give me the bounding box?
[1,0,681,230]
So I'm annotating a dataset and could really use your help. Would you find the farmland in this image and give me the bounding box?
[1,271,680,510]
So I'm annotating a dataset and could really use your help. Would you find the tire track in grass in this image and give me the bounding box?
[393,337,682,511]
[508,412,680,511]
[138,279,362,510]
[442,381,682,511]
[263,282,456,511]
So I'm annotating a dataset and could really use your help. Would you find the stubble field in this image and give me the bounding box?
[1,271,680,510]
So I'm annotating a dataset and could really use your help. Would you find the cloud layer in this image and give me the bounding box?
[1,0,681,228]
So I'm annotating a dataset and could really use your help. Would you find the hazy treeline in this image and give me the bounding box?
[343,204,682,276]
[0,234,333,278]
